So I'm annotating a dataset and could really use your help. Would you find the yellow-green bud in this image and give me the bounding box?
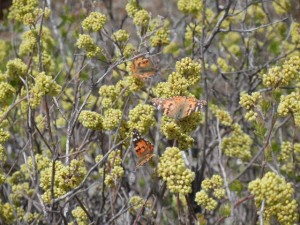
[78,110,103,130]
[82,12,107,32]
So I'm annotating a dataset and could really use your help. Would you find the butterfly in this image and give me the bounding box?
[130,56,157,79]
[152,96,207,120]
[132,128,154,167]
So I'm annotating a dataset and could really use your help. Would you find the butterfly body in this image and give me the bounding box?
[152,96,207,120]
[132,129,154,167]
[131,56,156,79]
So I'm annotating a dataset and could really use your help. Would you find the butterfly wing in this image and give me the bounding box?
[132,129,154,167]
[131,56,156,79]
[152,97,180,119]
[152,96,207,120]
[181,97,207,119]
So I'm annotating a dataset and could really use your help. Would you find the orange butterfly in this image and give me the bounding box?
[130,56,157,79]
[152,96,207,120]
[132,128,154,167]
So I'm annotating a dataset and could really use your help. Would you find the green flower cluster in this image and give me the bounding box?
[133,9,150,27]
[195,175,225,211]
[281,55,300,83]
[8,170,25,186]
[0,40,9,62]
[36,26,55,50]
[37,26,55,49]
[18,28,43,54]
[204,8,218,25]
[0,82,15,106]
[263,66,283,88]
[34,72,60,93]
[291,23,300,45]
[248,172,298,224]
[129,196,144,210]
[175,57,201,85]
[0,144,7,163]
[95,154,103,164]
[21,10,36,25]
[278,142,300,175]
[125,1,150,32]
[103,109,122,130]
[0,129,10,143]
[154,72,189,97]
[129,195,152,215]
[177,0,203,14]
[99,85,118,108]
[279,141,292,162]
[125,0,140,18]
[201,175,225,197]
[123,44,136,58]
[149,19,170,47]
[210,105,233,126]
[3,156,45,223]
[22,211,40,224]
[33,51,54,72]
[104,150,124,187]
[184,23,202,43]
[6,58,27,86]
[160,113,202,149]
[262,56,300,88]
[228,44,241,58]
[30,72,62,109]
[150,26,170,47]
[116,76,144,94]
[217,57,230,72]
[76,34,101,58]
[239,92,262,121]
[277,91,300,117]
[117,120,131,148]
[71,207,89,225]
[22,7,51,26]
[78,110,103,130]
[0,72,6,82]
[210,65,218,73]
[128,104,155,133]
[295,112,300,127]
[7,156,51,205]
[40,159,87,203]
[99,76,143,108]
[11,182,34,205]
[20,154,51,173]
[129,195,155,217]
[195,191,217,211]
[222,124,252,160]
[19,27,55,71]
[0,201,15,224]
[8,0,38,23]
[112,29,130,43]
[244,4,268,25]
[153,57,201,97]
[157,147,195,195]
[82,12,107,32]
[35,114,45,131]
[272,0,291,15]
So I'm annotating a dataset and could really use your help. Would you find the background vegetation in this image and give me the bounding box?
[0,0,300,224]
